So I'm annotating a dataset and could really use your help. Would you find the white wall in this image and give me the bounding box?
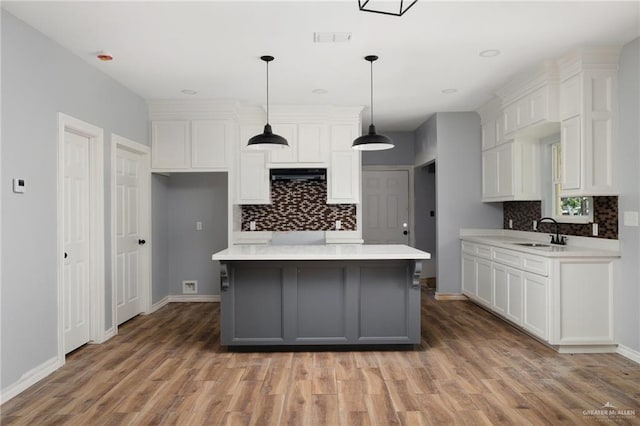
[1,11,148,392]
[616,37,640,354]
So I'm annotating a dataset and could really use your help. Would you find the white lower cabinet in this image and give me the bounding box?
[522,272,549,340]
[461,239,617,353]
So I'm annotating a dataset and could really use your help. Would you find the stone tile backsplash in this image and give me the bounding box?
[241,180,356,231]
[503,196,618,239]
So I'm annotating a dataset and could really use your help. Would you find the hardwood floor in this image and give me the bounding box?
[2,292,639,425]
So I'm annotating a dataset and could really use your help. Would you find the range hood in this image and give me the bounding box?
[270,168,326,182]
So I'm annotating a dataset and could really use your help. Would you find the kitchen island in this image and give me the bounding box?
[211,244,430,346]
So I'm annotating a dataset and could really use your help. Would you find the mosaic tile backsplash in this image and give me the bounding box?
[503,196,618,239]
[241,180,357,231]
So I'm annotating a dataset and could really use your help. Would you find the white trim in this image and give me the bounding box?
[111,134,152,333]
[617,344,640,364]
[362,165,415,247]
[102,327,116,342]
[57,113,105,366]
[0,357,61,404]
[149,296,170,314]
[168,295,220,303]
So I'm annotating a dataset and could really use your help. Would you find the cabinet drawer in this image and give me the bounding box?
[476,244,492,260]
[492,248,522,268]
[522,254,549,276]
[461,241,476,255]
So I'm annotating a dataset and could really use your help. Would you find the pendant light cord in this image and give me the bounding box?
[370,59,374,125]
[266,60,270,124]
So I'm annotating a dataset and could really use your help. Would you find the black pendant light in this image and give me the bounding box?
[352,55,394,151]
[247,55,289,150]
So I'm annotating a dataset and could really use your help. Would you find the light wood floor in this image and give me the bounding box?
[2,291,639,425]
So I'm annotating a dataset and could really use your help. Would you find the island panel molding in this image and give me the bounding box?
[241,180,356,231]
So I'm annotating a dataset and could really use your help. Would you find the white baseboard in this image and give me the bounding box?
[0,356,62,404]
[168,294,220,303]
[435,293,468,301]
[617,344,640,364]
[101,327,116,342]
[148,295,170,314]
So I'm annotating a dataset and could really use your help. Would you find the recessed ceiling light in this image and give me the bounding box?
[479,49,501,58]
[181,89,197,95]
[96,51,113,61]
[441,88,458,94]
[312,89,328,94]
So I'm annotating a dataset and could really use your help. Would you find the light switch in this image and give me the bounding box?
[13,178,25,193]
[624,211,639,227]
[196,221,203,231]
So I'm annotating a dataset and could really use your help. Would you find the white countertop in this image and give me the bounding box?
[460,229,620,258]
[212,244,431,261]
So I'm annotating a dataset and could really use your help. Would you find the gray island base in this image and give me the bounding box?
[212,245,430,347]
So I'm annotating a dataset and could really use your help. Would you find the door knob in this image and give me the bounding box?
[138,239,146,245]
[64,252,68,259]
[403,230,408,235]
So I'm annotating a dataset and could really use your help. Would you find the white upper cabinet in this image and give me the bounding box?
[268,123,328,165]
[502,83,559,140]
[237,124,270,204]
[327,124,361,204]
[151,121,190,169]
[482,140,540,202]
[558,49,619,196]
[151,119,232,171]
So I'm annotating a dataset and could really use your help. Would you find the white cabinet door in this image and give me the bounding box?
[505,268,524,325]
[330,124,358,151]
[503,104,518,137]
[151,121,190,169]
[191,120,230,169]
[561,116,582,192]
[476,259,492,307]
[482,149,498,199]
[482,119,496,150]
[462,254,477,297]
[529,87,548,125]
[327,151,360,203]
[238,125,270,204]
[298,124,328,163]
[560,74,581,120]
[496,143,514,197]
[516,97,531,129]
[495,117,504,146]
[492,263,508,315]
[523,272,548,340]
[268,123,298,163]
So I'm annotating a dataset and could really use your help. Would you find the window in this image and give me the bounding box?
[550,142,593,223]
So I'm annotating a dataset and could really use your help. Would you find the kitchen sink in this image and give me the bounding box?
[515,243,550,248]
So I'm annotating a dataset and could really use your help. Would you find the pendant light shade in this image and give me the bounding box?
[247,55,289,150]
[352,55,394,151]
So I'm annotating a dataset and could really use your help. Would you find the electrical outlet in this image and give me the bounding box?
[196,221,202,231]
[182,280,197,294]
[335,220,341,230]
[249,221,256,231]
[508,219,513,229]
[592,223,598,236]
[533,220,537,231]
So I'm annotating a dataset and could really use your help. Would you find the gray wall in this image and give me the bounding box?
[1,11,148,391]
[167,173,228,296]
[414,163,437,277]
[414,115,437,167]
[152,174,170,304]
[616,37,640,353]
[362,131,415,165]
[418,113,503,294]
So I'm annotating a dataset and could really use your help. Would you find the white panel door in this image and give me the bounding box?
[63,131,91,353]
[362,170,409,244]
[115,148,145,325]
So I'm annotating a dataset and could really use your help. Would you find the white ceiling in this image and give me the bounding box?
[3,1,639,131]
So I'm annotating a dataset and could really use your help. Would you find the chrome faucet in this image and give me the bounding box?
[539,217,567,245]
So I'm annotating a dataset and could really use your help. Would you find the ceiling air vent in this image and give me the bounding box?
[313,32,352,43]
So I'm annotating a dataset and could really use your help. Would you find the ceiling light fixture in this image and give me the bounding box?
[247,55,289,150]
[96,51,113,61]
[352,55,394,151]
[479,49,501,58]
[358,0,418,17]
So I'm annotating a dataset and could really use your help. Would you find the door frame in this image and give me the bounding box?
[110,134,152,331]
[57,113,105,365]
[362,166,415,247]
